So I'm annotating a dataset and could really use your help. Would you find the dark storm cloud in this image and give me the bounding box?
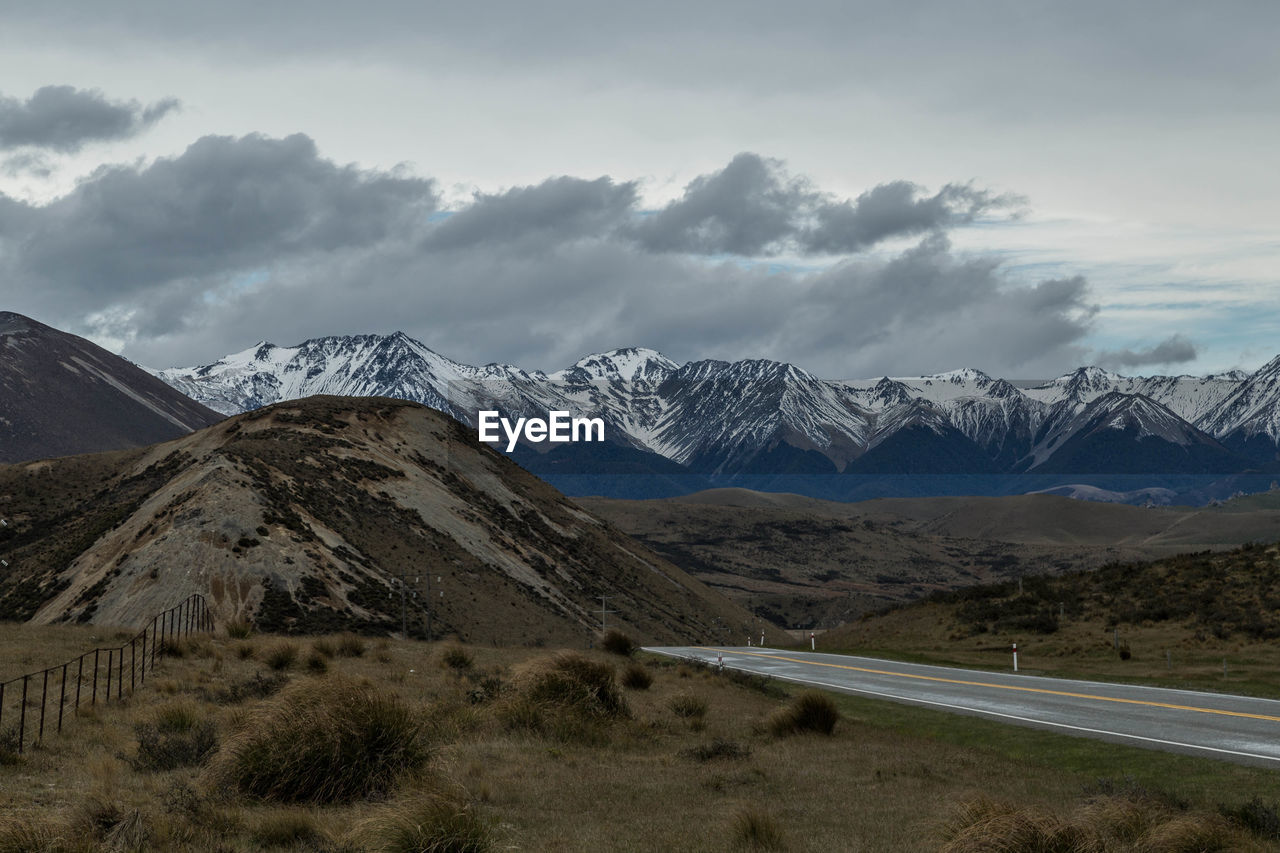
[424,176,637,251]
[0,141,1094,377]
[5,133,436,310]
[1097,334,1199,369]
[629,153,1017,256]
[0,86,178,152]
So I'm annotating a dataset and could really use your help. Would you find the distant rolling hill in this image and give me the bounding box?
[0,312,223,463]
[578,488,1280,628]
[0,396,770,646]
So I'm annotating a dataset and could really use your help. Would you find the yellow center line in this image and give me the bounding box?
[710,648,1280,724]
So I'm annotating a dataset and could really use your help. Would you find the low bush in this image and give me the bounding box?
[668,693,708,720]
[683,738,750,763]
[208,677,430,804]
[442,646,473,671]
[360,789,494,853]
[225,618,254,639]
[265,642,298,671]
[336,633,367,658]
[131,703,219,772]
[521,653,627,719]
[620,662,652,690]
[767,691,838,737]
[731,807,787,851]
[600,629,635,657]
[1221,797,1280,840]
[250,810,324,848]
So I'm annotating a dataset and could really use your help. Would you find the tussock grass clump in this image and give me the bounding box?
[250,810,324,848]
[600,629,635,657]
[306,651,329,673]
[941,796,1267,853]
[336,633,367,658]
[359,789,494,853]
[205,671,288,704]
[1221,797,1280,840]
[0,815,60,853]
[265,641,298,671]
[499,653,629,739]
[683,737,750,763]
[225,618,254,639]
[668,693,708,720]
[312,637,336,659]
[131,702,219,771]
[520,653,627,718]
[0,726,21,766]
[442,646,474,671]
[236,642,255,660]
[731,807,787,851]
[620,661,652,690]
[767,691,838,737]
[208,676,430,804]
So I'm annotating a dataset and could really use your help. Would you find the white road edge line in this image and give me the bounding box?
[648,649,1280,765]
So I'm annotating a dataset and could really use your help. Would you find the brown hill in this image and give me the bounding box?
[0,396,771,646]
[817,540,1280,694]
[578,489,1280,629]
[0,312,223,463]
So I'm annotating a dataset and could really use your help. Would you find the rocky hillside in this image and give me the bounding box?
[0,312,223,463]
[0,396,766,646]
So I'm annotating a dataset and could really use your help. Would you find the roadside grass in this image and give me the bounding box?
[1,625,1279,851]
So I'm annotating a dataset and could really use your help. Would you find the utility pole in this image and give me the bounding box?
[597,595,618,632]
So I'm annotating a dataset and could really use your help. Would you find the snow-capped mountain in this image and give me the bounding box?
[151,332,1280,499]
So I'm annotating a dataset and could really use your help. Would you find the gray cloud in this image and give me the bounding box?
[0,140,1095,378]
[629,153,1017,256]
[0,85,178,153]
[2,152,53,177]
[1097,334,1199,370]
[424,176,637,251]
[4,133,436,317]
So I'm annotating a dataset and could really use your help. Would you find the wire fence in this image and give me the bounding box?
[0,593,213,754]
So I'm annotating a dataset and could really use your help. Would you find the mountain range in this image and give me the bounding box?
[149,332,1280,503]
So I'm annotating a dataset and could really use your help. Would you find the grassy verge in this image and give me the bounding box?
[2,626,1278,851]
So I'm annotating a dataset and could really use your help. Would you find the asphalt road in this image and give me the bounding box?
[645,646,1280,767]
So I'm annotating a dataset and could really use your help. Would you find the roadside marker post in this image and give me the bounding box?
[759,631,764,647]
[810,632,815,651]
[1012,643,1019,673]
[717,653,723,672]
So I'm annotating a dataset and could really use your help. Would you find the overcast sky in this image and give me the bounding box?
[0,1,1276,379]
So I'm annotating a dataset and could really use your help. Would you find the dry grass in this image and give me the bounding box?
[3,625,1280,851]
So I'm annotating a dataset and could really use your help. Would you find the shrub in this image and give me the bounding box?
[336,633,367,658]
[600,629,635,657]
[131,703,219,771]
[206,671,288,705]
[225,618,254,639]
[521,653,627,719]
[442,646,474,671]
[0,726,21,766]
[209,677,430,804]
[668,693,708,720]
[361,790,493,853]
[620,662,652,690]
[731,807,786,851]
[265,642,298,671]
[767,691,839,737]
[1221,797,1280,840]
[683,738,750,762]
[251,811,323,848]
